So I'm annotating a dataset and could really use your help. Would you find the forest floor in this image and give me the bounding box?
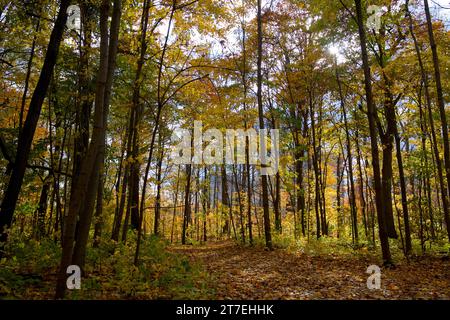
[171,241,450,300]
[2,238,450,300]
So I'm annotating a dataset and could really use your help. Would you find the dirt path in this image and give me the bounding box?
[171,241,450,300]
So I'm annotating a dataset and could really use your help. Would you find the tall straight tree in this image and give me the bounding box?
[55,0,122,298]
[353,0,392,265]
[0,0,71,251]
[424,0,450,241]
[73,0,122,268]
[257,0,272,250]
[335,58,358,242]
[405,0,443,241]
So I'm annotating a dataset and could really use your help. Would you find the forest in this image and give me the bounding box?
[0,0,449,300]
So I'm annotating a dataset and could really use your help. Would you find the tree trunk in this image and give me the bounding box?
[19,15,40,134]
[335,60,358,242]
[154,135,164,235]
[93,170,104,248]
[72,0,121,269]
[406,0,450,241]
[170,166,181,243]
[424,0,450,240]
[182,163,192,245]
[36,179,50,239]
[0,0,71,250]
[55,0,122,298]
[257,0,272,250]
[394,128,412,254]
[354,0,392,265]
[336,153,343,239]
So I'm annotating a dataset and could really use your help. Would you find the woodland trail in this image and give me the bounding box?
[171,241,450,300]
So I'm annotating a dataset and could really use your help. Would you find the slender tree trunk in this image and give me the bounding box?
[336,153,343,238]
[111,129,128,241]
[202,167,209,242]
[128,0,153,234]
[36,179,50,239]
[55,0,121,298]
[257,0,272,250]
[335,61,358,242]
[406,0,450,241]
[93,171,104,248]
[245,136,253,244]
[309,96,322,239]
[72,2,93,195]
[72,0,121,269]
[394,127,412,254]
[134,1,176,265]
[354,127,368,239]
[424,0,450,240]
[221,164,230,236]
[233,165,246,243]
[417,84,436,239]
[182,163,192,245]
[0,0,71,251]
[170,166,181,243]
[19,15,40,134]
[194,169,200,242]
[154,135,164,235]
[354,0,392,264]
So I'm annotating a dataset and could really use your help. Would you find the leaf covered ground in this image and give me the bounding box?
[2,237,449,300]
[172,241,450,300]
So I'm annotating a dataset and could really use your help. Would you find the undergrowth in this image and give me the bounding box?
[0,231,213,300]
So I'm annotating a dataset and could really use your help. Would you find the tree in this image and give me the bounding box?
[353,0,392,265]
[423,0,450,241]
[55,0,122,298]
[257,0,272,250]
[0,0,71,252]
